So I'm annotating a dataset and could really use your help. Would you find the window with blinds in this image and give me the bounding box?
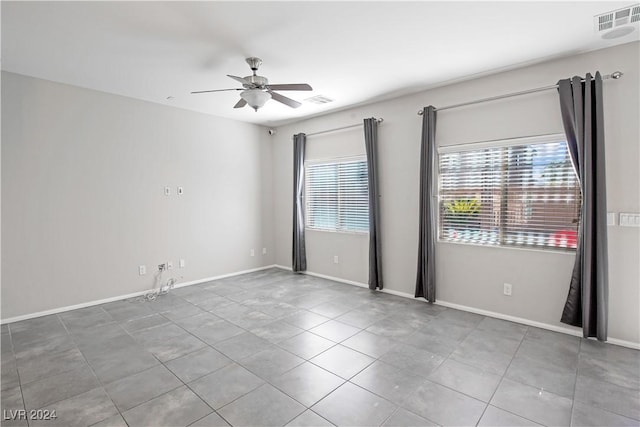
[305,158,369,233]
[439,136,581,250]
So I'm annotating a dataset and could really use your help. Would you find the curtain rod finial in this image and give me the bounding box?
[417,110,424,116]
[611,71,623,79]
[377,118,384,123]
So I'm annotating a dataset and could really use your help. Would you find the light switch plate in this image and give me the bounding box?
[619,213,640,227]
[607,212,616,226]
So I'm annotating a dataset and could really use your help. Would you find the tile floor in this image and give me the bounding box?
[1,268,639,426]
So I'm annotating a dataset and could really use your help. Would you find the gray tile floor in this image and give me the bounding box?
[1,268,639,427]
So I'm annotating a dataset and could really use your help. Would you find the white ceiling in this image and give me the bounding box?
[2,1,638,126]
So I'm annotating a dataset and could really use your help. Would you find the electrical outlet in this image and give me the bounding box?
[139,265,146,275]
[262,248,267,255]
[333,255,339,264]
[250,249,255,257]
[164,187,171,196]
[503,283,513,296]
[167,261,174,270]
[179,259,185,268]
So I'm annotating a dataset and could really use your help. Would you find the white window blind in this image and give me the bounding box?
[305,159,369,233]
[439,137,581,250]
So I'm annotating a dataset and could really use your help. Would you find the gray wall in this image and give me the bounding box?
[271,42,640,345]
[3,43,638,346]
[2,72,274,319]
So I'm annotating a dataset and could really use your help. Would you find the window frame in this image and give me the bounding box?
[304,155,370,235]
[436,133,581,253]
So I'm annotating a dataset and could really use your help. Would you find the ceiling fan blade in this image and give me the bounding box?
[227,74,253,86]
[234,98,247,109]
[266,83,313,91]
[269,91,302,108]
[191,88,242,94]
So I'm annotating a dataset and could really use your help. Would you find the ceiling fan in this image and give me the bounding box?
[191,57,313,111]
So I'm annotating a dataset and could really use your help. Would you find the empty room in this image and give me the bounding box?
[1,1,639,426]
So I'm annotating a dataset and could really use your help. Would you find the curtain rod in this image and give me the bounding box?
[306,118,384,137]
[417,71,623,115]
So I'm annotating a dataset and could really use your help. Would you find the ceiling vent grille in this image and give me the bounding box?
[305,95,334,105]
[595,4,640,31]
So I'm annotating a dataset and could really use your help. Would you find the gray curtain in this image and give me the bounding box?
[558,73,608,341]
[364,118,382,290]
[415,106,437,302]
[292,133,307,272]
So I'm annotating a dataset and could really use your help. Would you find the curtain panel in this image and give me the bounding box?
[292,133,307,272]
[415,106,437,302]
[364,118,383,290]
[557,73,609,341]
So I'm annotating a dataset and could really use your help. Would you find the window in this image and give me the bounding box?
[438,135,581,250]
[305,158,369,233]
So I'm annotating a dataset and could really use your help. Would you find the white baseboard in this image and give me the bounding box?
[1,289,153,325]
[0,264,278,325]
[174,265,278,289]
[273,265,640,350]
[304,270,369,289]
[432,299,640,350]
[6,263,638,349]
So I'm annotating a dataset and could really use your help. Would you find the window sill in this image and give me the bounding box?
[305,227,369,236]
[437,239,577,255]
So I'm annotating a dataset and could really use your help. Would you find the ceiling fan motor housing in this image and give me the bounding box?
[244,75,268,89]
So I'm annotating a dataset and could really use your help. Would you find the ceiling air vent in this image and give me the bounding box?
[595,4,640,32]
[305,95,334,105]
[631,5,640,23]
[598,12,614,31]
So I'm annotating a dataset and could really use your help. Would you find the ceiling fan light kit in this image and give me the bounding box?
[241,89,272,111]
[192,57,312,112]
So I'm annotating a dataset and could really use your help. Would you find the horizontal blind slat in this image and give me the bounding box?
[306,159,369,232]
[439,140,580,250]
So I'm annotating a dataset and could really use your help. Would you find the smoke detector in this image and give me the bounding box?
[594,4,640,39]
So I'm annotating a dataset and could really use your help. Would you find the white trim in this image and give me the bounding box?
[433,299,640,350]
[433,299,582,337]
[1,289,152,325]
[438,133,566,153]
[173,265,278,289]
[0,265,278,325]
[608,337,640,350]
[272,266,640,350]
[304,270,369,289]
[6,263,638,350]
[304,155,366,166]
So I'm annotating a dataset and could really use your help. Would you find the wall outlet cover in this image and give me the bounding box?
[179,259,185,268]
[139,265,146,275]
[503,283,513,296]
